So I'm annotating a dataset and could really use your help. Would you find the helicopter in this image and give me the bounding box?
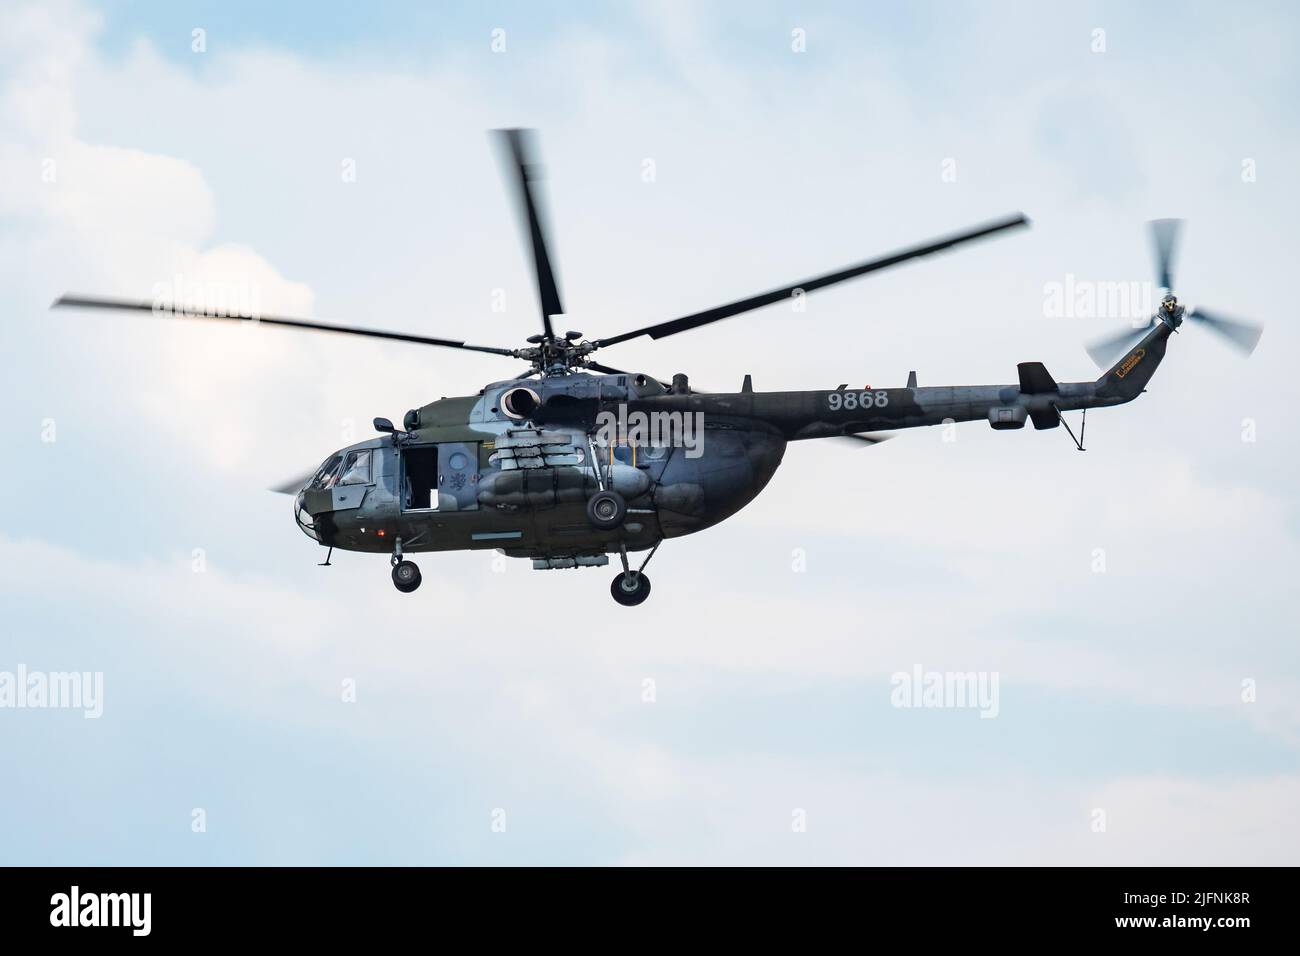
[54,130,1262,605]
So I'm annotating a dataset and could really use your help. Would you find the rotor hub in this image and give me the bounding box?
[513,336,601,375]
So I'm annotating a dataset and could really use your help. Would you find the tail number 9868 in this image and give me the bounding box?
[828,390,888,411]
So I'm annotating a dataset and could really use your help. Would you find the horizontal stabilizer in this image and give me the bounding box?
[1017,361,1058,394]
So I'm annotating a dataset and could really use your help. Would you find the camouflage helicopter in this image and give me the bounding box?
[54,131,1261,605]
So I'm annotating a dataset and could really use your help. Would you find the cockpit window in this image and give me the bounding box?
[337,449,372,485]
[309,455,343,490]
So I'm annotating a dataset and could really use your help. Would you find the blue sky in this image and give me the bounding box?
[1,0,1298,865]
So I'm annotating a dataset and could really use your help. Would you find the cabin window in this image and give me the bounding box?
[402,446,439,510]
[338,449,372,485]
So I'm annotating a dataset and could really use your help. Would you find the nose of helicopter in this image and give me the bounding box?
[294,489,321,542]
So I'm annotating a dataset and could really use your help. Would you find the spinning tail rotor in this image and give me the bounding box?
[1086,219,1263,368]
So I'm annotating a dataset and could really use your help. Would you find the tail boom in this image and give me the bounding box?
[631,323,1174,439]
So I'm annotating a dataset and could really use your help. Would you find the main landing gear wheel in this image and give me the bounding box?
[392,560,422,593]
[586,490,627,530]
[610,571,651,606]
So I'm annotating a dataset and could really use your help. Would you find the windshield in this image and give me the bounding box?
[309,454,343,490]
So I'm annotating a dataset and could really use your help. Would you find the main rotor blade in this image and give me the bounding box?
[1188,306,1263,355]
[51,295,517,356]
[494,128,563,340]
[270,470,316,495]
[594,213,1030,349]
[1150,218,1182,291]
[1086,322,1151,369]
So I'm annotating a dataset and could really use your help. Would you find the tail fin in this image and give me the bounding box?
[1017,361,1058,395]
[1018,362,1061,429]
[1095,323,1173,402]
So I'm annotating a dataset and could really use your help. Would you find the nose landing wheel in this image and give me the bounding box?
[389,535,421,593]
[392,559,421,593]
